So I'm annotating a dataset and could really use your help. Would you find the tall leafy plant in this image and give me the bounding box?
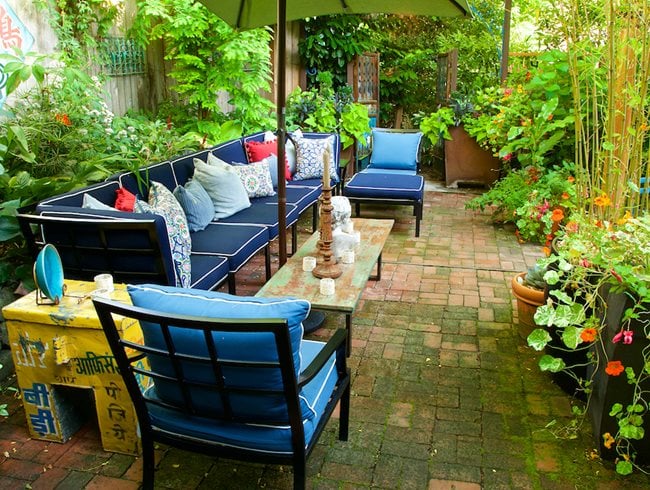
[286,72,370,150]
[557,0,649,219]
[300,15,373,89]
[131,0,275,135]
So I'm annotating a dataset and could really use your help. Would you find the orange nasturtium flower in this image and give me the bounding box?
[605,360,625,376]
[594,193,612,207]
[561,192,570,200]
[617,211,632,226]
[551,208,565,223]
[565,221,579,234]
[580,328,598,343]
[55,113,72,126]
[567,176,575,183]
[603,432,616,449]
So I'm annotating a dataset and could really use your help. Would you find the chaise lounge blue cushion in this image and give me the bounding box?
[145,339,338,454]
[127,284,312,422]
[344,171,424,201]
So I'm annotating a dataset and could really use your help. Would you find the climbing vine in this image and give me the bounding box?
[34,0,119,62]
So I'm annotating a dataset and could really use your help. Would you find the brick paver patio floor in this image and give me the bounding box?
[1,182,649,489]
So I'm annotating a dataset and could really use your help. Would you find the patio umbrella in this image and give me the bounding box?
[199,0,470,265]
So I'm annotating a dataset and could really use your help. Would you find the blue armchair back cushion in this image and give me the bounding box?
[127,284,314,421]
[369,130,422,171]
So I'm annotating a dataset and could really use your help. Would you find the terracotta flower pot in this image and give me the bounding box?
[511,272,545,336]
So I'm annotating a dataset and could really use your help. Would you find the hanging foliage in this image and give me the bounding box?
[131,0,275,134]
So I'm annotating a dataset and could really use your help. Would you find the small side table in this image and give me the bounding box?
[2,280,141,455]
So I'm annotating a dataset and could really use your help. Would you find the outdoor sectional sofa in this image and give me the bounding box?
[18,131,340,295]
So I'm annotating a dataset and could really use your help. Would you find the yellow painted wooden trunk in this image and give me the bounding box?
[2,280,142,455]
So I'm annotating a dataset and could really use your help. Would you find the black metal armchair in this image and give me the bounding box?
[93,294,351,489]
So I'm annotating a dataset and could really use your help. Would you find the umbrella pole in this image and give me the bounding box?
[276,0,288,266]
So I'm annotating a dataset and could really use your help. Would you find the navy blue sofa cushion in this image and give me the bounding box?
[191,222,269,273]
[219,202,300,240]
[189,254,230,290]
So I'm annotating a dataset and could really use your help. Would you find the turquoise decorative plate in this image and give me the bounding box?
[34,244,64,303]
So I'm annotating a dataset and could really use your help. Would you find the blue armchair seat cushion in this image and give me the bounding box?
[190,222,269,273]
[344,171,424,201]
[127,284,312,421]
[145,339,337,455]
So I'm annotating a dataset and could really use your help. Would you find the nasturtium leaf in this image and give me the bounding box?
[543,270,560,285]
[527,329,552,351]
[539,354,566,372]
[610,403,623,416]
[616,460,633,475]
[619,424,644,440]
[562,326,581,349]
[533,304,555,327]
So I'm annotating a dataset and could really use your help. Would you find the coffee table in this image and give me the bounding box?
[256,218,394,353]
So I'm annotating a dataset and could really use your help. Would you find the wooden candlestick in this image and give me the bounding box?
[312,148,342,279]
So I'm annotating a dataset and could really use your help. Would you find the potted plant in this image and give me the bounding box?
[527,212,650,472]
[419,93,500,188]
[511,265,546,337]
[523,0,650,475]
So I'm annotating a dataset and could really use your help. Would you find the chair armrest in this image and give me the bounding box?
[298,328,347,387]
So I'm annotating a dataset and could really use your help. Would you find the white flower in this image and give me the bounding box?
[105,128,114,134]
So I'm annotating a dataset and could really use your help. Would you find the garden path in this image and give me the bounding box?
[1,180,649,489]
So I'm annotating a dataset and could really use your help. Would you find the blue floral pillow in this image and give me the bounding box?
[231,159,276,198]
[146,182,192,288]
[293,136,338,182]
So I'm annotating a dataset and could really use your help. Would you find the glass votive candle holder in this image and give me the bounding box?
[341,250,355,264]
[302,256,317,272]
[94,273,114,292]
[319,278,335,296]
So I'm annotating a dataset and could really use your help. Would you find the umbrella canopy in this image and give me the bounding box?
[201,0,470,29]
[199,0,470,265]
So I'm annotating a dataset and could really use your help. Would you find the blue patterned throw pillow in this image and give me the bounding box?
[293,136,338,182]
[146,181,192,288]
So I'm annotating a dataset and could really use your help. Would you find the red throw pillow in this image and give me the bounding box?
[115,187,136,212]
[245,140,292,181]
